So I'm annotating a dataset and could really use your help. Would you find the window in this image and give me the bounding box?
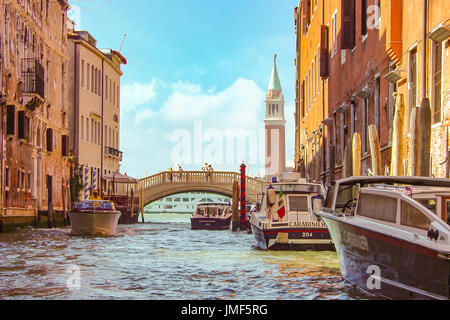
[18,110,25,139]
[105,75,108,98]
[81,116,84,140]
[401,201,431,231]
[375,76,380,135]
[81,60,84,87]
[341,0,356,49]
[46,128,53,152]
[416,198,437,215]
[5,167,10,189]
[87,63,90,89]
[409,47,418,111]
[320,26,329,78]
[91,66,95,93]
[432,41,442,124]
[86,117,89,143]
[6,105,15,135]
[289,196,309,212]
[357,193,397,223]
[331,12,338,56]
[94,67,98,95]
[91,119,94,143]
[62,135,69,156]
[361,0,368,36]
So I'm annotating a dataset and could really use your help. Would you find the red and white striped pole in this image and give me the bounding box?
[240,162,247,230]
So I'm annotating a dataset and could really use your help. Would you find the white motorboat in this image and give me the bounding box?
[69,200,121,236]
[250,178,333,251]
[316,176,450,300]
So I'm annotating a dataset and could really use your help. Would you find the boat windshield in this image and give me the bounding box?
[73,201,115,211]
[196,205,229,217]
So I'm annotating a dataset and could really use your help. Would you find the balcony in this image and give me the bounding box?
[105,146,123,161]
[22,58,45,100]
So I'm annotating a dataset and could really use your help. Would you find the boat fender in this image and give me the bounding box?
[267,188,276,206]
[427,228,439,241]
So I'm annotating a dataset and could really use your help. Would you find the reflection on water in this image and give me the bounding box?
[0,214,368,300]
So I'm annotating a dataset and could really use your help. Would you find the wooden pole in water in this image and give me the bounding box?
[140,185,145,224]
[368,125,382,176]
[232,181,239,232]
[130,188,134,224]
[352,133,362,176]
[343,139,353,178]
[391,93,404,176]
[329,145,336,183]
[409,107,419,176]
[62,180,67,226]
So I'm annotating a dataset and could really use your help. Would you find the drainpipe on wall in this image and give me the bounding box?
[100,59,104,196]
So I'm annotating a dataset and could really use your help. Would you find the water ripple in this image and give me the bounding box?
[0,213,371,300]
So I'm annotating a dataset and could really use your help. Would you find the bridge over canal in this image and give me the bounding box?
[138,171,266,207]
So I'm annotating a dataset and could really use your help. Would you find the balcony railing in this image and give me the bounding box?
[22,58,45,99]
[105,146,123,161]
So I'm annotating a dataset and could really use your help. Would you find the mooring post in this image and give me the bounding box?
[240,162,247,231]
[368,125,382,176]
[232,181,239,232]
[130,188,135,224]
[140,186,145,224]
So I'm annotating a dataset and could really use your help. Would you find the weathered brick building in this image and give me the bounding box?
[67,23,126,200]
[0,0,71,231]
[294,0,450,182]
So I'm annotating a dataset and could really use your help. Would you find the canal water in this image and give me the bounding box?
[0,213,369,300]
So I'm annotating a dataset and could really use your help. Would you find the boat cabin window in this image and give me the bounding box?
[334,184,354,213]
[416,199,437,215]
[356,193,397,223]
[288,196,309,212]
[401,201,431,231]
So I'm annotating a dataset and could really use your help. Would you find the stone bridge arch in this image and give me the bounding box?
[138,171,266,207]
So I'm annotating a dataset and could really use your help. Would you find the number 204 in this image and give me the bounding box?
[302,232,313,238]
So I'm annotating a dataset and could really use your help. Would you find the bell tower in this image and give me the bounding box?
[265,54,286,182]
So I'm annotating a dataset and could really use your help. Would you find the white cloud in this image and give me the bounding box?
[120,77,295,178]
[121,80,157,113]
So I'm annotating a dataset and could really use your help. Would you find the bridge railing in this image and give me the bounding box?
[138,171,265,193]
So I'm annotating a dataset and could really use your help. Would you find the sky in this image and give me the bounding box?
[68,0,299,178]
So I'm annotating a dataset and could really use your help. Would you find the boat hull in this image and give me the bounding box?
[250,222,334,251]
[68,211,121,236]
[319,213,450,300]
[191,216,232,230]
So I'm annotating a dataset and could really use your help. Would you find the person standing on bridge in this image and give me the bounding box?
[202,163,209,181]
[177,164,184,182]
[168,167,173,182]
[207,164,214,183]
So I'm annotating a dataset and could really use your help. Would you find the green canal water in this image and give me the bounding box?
[0,213,369,300]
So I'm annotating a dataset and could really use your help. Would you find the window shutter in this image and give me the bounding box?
[361,0,368,36]
[320,25,330,78]
[62,135,68,157]
[306,0,311,25]
[46,128,53,152]
[6,105,15,135]
[18,111,25,139]
[341,0,356,49]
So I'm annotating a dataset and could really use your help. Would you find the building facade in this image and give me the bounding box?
[265,55,286,182]
[1,0,71,231]
[67,25,126,199]
[294,0,450,182]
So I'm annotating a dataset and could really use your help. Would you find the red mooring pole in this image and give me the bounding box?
[240,162,247,230]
